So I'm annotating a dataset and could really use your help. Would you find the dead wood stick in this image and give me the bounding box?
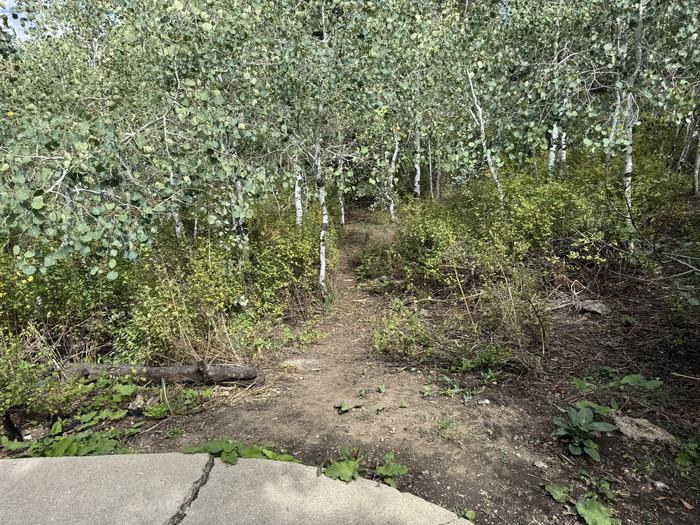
[671,372,700,381]
[66,363,257,383]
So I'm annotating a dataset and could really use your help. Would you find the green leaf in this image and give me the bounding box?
[198,438,237,455]
[324,460,359,482]
[376,385,385,393]
[31,196,44,210]
[1,436,29,451]
[238,446,266,459]
[575,401,614,416]
[377,462,408,478]
[50,420,63,436]
[21,264,37,276]
[383,477,397,488]
[579,408,594,426]
[274,454,299,463]
[576,497,619,525]
[106,271,119,280]
[588,422,617,433]
[584,446,601,461]
[545,483,570,503]
[567,407,581,425]
[569,444,583,455]
[220,450,239,464]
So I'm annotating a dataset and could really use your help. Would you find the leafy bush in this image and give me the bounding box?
[0,206,334,368]
[371,299,432,360]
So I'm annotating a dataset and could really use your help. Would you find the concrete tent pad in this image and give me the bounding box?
[0,453,211,525]
[184,458,471,525]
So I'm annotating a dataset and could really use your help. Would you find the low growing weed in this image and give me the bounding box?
[182,438,299,465]
[553,407,617,461]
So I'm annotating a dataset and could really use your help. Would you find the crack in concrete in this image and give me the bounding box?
[164,456,215,525]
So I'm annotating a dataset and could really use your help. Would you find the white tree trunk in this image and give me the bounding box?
[173,211,183,239]
[428,138,434,199]
[559,130,567,173]
[467,71,504,206]
[620,0,644,249]
[693,133,700,196]
[623,94,635,246]
[294,155,303,226]
[386,132,399,221]
[548,123,559,173]
[235,178,249,271]
[413,126,421,198]
[435,149,441,199]
[338,172,345,227]
[315,139,328,292]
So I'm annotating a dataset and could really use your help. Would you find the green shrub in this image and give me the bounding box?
[371,299,432,360]
[1,205,335,368]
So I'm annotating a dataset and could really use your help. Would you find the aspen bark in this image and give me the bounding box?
[559,131,567,173]
[428,138,434,199]
[693,133,700,196]
[435,148,441,199]
[386,132,399,221]
[623,93,635,246]
[620,0,644,249]
[548,123,560,173]
[315,138,328,292]
[414,126,421,198]
[294,154,303,226]
[337,172,345,227]
[467,71,504,206]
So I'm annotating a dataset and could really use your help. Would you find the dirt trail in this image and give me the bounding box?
[133,210,696,524]
[133,210,562,524]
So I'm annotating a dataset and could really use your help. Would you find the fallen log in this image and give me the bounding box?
[65,363,258,384]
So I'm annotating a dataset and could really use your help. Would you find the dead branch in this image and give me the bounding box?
[65,363,258,384]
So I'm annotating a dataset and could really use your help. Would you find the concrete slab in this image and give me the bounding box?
[0,453,211,525]
[183,458,471,525]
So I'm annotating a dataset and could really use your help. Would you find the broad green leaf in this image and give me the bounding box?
[324,460,359,482]
[545,483,570,503]
[584,446,601,461]
[569,444,583,455]
[376,462,408,478]
[576,497,620,525]
[579,408,594,426]
[50,420,63,436]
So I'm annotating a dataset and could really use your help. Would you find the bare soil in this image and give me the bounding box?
[132,210,699,525]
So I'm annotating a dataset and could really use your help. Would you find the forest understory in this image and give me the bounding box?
[2,2,700,524]
[118,211,699,524]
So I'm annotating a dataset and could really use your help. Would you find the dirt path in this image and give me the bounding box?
[132,211,561,524]
[133,211,696,524]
